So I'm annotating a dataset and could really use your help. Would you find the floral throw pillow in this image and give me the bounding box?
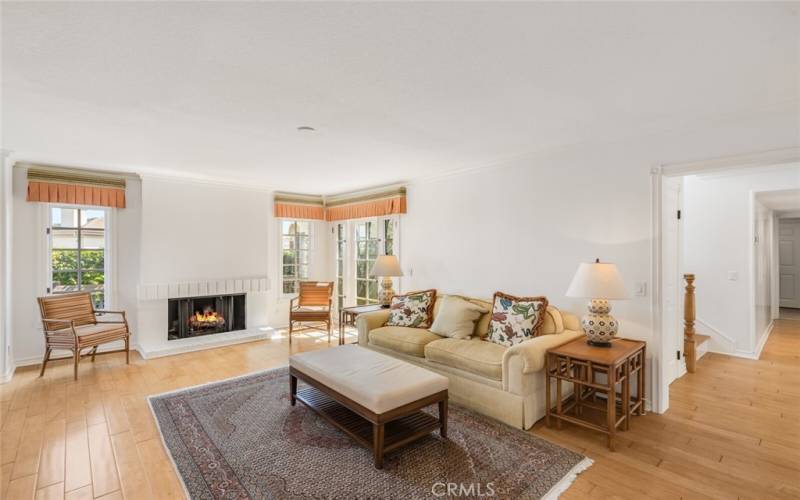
[387,290,437,328]
[487,292,549,347]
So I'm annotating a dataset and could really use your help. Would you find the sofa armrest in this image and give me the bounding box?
[356,310,392,345]
[502,329,584,393]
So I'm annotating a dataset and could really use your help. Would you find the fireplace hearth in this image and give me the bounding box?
[168,293,246,340]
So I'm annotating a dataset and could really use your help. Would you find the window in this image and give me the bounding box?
[336,222,346,310]
[281,220,310,294]
[384,218,394,256]
[354,220,379,305]
[49,206,108,309]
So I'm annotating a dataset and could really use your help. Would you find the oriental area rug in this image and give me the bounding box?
[149,367,592,499]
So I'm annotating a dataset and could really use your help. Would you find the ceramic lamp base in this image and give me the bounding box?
[581,299,618,346]
[378,277,394,307]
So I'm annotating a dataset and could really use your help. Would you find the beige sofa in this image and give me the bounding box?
[356,295,583,430]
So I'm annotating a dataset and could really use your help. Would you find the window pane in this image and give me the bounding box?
[51,208,78,228]
[385,220,394,255]
[81,229,105,249]
[356,260,367,278]
[282,236,296,251]
[368,280,378,299]
[337,241,345,258]
[357,297,367,305]
[296,221,310,235]
[90,292,105,310]
[52,228,78,249]
[52,271,78,293]
[368,221,378,239]
[356,280,366,298]
[368,241,379,259]
[296,250,309,265]
[52,250,78,271]
[282,220,294,235]
[283,250,296,265]
[283,280,296,294]
[337,224,344,240]
[357,242,366,260]
[80,250,105,270]
[298,265,309,280]
[298,235,310,250]
[80,271,104,287]
[283,265,296,278]
[80,210,105,229]
[356,223,366,240]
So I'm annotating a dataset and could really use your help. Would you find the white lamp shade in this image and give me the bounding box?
[565,261,629,300]
[370,255,404,277]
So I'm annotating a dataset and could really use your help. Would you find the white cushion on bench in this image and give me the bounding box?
[290,345,448,414]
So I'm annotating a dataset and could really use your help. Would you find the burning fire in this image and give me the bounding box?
[189,307,225,329]
[194,310,222,323]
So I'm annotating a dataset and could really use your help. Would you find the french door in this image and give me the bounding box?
[334,216,399,310]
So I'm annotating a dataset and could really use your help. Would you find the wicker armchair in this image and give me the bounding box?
[288,281,334,344]
[37,292,131,380]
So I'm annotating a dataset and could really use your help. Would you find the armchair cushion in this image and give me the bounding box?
[368,326,441,357]
[53,323,129,348]
[424,338,505,381]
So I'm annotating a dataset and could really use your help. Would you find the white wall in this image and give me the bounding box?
[1,152,13,380]
[401,111,798,409]
[682,164,800,356]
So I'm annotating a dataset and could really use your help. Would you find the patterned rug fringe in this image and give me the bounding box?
[541,457,594,499]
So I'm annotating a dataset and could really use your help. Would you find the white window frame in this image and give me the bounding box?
[278,218,314,298]
[43,203,115,309]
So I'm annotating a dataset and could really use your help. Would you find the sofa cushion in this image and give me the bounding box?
[387,289,436,328]
[430,295,489,339]
[487,292,549,347]
[424,338,506,381]
[434,295,494,338]
[540,305,565,335]
[368,326,442,357]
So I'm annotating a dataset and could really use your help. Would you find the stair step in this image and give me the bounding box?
[694,334,710,346]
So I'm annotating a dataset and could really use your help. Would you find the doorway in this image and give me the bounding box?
[779,217,800,319]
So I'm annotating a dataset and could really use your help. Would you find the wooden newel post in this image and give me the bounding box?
[683,273,697,373]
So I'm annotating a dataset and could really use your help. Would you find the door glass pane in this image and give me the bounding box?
[80,209,105,228]
[90,292,105,310]
[52,250,78,271]
[368,221,377,238]
[367,241,379,259]
[51,207,78,228]
[296,221,310,235]
[368,280,378,300]
[357,280,366,298]
[296,250,309,265]
[298,265,309,280]
[52,228,78,249]
[384,219,394,256]
[283,249,296,265]
[52,271,78,293]
[80,250,104,270]
[283,265,296,278]
[283,281,296,294]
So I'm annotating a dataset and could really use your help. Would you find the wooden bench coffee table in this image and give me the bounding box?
[289,345,449,468]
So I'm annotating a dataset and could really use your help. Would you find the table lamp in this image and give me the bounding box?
[370,255,404,307]
[565,258,629,347]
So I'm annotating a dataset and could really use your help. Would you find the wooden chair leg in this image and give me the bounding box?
[288,320,293,345]
[125,337,130,364]
[327,318,331,343]
[39,347,52,377]
[73,349,80,381]
[90,346,98,362]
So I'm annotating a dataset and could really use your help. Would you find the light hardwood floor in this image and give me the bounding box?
[1,322,798,499]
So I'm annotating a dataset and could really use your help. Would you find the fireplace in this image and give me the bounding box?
[168,293,246,340]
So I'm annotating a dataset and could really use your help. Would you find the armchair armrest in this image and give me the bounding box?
[289,297,298,310]
[356,309,392,345]
[41,318,75,331]
[94,310,129,328]
[502,329,584,393]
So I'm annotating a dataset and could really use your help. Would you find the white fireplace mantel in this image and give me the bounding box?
[137,276,270,301]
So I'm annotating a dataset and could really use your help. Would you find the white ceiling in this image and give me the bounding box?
[3,2,798,194]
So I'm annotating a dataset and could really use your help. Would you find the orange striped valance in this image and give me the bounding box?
[26,166,127,208]
[274,192,326,221]
[274,186,407,222]
[325,187,406,221]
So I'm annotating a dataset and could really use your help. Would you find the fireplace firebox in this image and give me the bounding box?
[168,293,246,340]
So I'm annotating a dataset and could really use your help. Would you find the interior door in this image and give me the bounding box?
[779,219,800,309]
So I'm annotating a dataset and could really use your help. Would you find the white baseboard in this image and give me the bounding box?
[1,362,16,384]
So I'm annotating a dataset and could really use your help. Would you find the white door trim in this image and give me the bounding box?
[649,146,800,414]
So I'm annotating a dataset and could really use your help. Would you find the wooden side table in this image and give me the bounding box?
[545,338,646,451]
[338,304,385,345]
